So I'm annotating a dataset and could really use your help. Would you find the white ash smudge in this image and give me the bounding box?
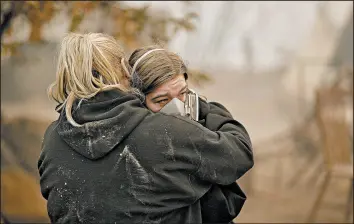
[123,211,133,218]
[128,187,146,205]
[162,135,175,161]
[114,146,150,185]
[188,135,202,166]
[57,166,76,179]
[115,146,152,205]
[85,124,94,158]
[212,169,217,179]
[76,208,83,222]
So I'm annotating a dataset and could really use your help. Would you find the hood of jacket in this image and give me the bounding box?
[56,90,150,160]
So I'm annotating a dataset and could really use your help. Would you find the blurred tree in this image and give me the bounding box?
[1,1,198,53]
[1,1,209,84]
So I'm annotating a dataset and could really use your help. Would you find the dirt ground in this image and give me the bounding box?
[234,139,353,223]
[235,183,353,223]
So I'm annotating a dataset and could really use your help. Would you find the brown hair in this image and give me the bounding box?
[128,46,188,94]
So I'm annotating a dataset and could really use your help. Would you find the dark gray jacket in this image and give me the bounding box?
[38,90,253,224]
[197,99,248,223]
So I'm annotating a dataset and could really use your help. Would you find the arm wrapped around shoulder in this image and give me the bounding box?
[193,98,254,184]
[167,111,253,186]
[198,98,234,130]
[198,97,233,119]
[193,118,253,185]
[144,111,253,200]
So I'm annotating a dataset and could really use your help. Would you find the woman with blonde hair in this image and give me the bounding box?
[38,33,253,224]
[129,46,252,223]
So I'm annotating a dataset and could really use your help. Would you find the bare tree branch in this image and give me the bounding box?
[0,1,16,40]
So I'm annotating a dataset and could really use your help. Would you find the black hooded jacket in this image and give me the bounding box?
[38,90,253,224]
[197,99,248,223]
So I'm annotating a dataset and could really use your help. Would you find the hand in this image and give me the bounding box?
[198,97,210,121]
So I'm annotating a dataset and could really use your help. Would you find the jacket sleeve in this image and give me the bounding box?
[200,183,246,223]
[160,98,253,187]
[197,98,249,222]
[198,97,235,131]
[187,98,253,185]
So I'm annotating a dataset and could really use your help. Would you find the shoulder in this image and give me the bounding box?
[199,97,233,120]
[43,120,58,138]
[38,121,59,168]
[143,112,207,133]
[209,101,230,112]
[41,120,62,153]
[136,112,210,143]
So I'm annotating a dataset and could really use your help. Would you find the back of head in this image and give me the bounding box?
[128,46,187,94]
[48,33,132,126]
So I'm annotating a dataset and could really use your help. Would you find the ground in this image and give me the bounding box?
[234,136,353,223]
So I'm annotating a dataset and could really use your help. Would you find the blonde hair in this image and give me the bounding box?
[128,46,187,94]
[48,33,132,127]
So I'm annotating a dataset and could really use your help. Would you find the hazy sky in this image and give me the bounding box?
[5,1,351,72]
[124,1,351,72]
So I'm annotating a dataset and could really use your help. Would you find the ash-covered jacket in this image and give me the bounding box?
[197,99,248,223]
[38,90,253,224]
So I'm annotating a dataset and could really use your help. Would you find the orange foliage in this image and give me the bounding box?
[1,1,209,83]
[111,5,142,49]
[69,1,99,32]
[1,1,198,51]
[24,1,56,42]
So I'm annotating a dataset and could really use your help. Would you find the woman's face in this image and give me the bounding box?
[145,74,188,112]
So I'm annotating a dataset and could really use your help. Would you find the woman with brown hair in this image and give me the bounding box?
[38,33,253,224]
[128,46,252,223]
